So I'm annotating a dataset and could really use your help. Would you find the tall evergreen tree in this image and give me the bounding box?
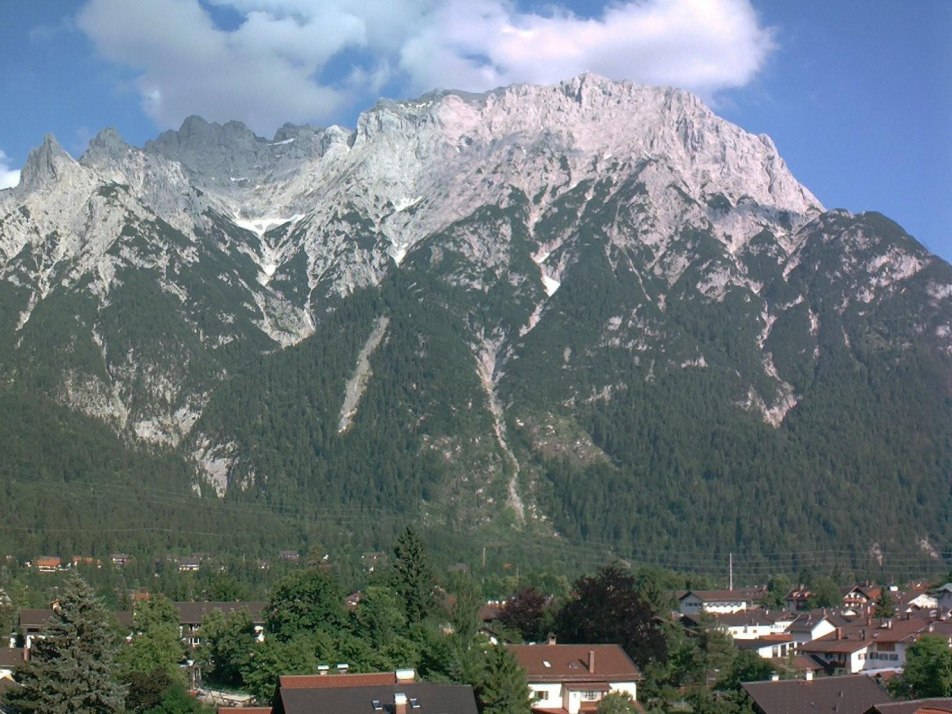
[5,575,125,713]
[391,526,436,625]
[473,645,530,714]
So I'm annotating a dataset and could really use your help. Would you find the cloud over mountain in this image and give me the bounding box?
[0,151,21,190]
[77,0,774,136]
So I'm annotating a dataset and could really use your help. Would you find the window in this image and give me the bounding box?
[580,691,602,701]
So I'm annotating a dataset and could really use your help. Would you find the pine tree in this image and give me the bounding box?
[391,526,436,625]
[473,645,530,714]
[5,575,125,713]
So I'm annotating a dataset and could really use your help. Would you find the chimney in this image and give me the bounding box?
[317,665,329,675]
[395,669,416,683]
[337,663,350,673]
[588,650,595,674]
[547,633,557,645]
[835,627,842,639]
[805,670,814,681]
[395,693,408,714]
[770,673,780,681]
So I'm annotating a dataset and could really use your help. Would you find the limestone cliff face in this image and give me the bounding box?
[0,76,949,556]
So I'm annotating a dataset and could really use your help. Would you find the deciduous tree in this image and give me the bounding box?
[890,634,952,698]
[556,563,666,669]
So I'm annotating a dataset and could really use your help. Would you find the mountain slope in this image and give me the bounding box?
[0,75,949,571]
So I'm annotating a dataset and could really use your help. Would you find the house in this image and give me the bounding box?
[110,553,132,568]
[69,555,102,569]
[220,669,479,714]
[734,633,795,659]
[742,674,891,714]
[0,648,25,679]
[696,610,795,641]
[934,584,952,611]
[34,556,61,573]
[18,609,54,650]
[799,627,872,675]
[785,586,814,611]
[678,587,765,615]
[174,601,267,648]
[507,641,640,713]
[843,585,882,612]
[20,607,135,653]
[175,556,203,572]
[801,613,952,675]
[785,610,845,649]
[895,582,937,612]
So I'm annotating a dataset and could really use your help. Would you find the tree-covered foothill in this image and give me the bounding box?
[4,575,125,713]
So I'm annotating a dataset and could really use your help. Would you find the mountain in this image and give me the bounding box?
[0,75,949,573]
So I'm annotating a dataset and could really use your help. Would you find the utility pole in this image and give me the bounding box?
[729,552,733,591]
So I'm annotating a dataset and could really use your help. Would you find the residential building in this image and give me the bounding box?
[678,587,766,615]
[174,601,267,648]
[219,669,478,714]
[508,642,640,714]
[34,556,61,573]
[742,674,891,714]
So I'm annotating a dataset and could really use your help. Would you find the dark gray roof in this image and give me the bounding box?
[743,675,890,714]
[174,601,266,625]
[274,682,478,714]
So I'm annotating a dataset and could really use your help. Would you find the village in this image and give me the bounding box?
[3,545,952,713]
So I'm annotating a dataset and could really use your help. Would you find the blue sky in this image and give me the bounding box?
[1,0,949,260]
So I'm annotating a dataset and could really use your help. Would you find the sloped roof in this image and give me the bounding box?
[174,601,266,625]
[742,675,890,714]
[279,673,399,689]
[680,587,765,603]
[508,643,640,682]
[865,699,952,714]
[273,682,477,714]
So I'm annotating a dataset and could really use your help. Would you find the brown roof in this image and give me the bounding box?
[218,708,273,714]
[866,700,952,714]
[507,643,640,682]
[17,609,53,628]
[743,675,890,714]
[800,637,870,654]
[279,673,399,689]
[0,648,25,667]
[174,601,266,625]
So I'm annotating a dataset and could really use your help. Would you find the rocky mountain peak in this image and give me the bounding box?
[16,133,78,195]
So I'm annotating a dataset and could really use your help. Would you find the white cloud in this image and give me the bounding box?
[0,151,21,190]
[77,0,774,136]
